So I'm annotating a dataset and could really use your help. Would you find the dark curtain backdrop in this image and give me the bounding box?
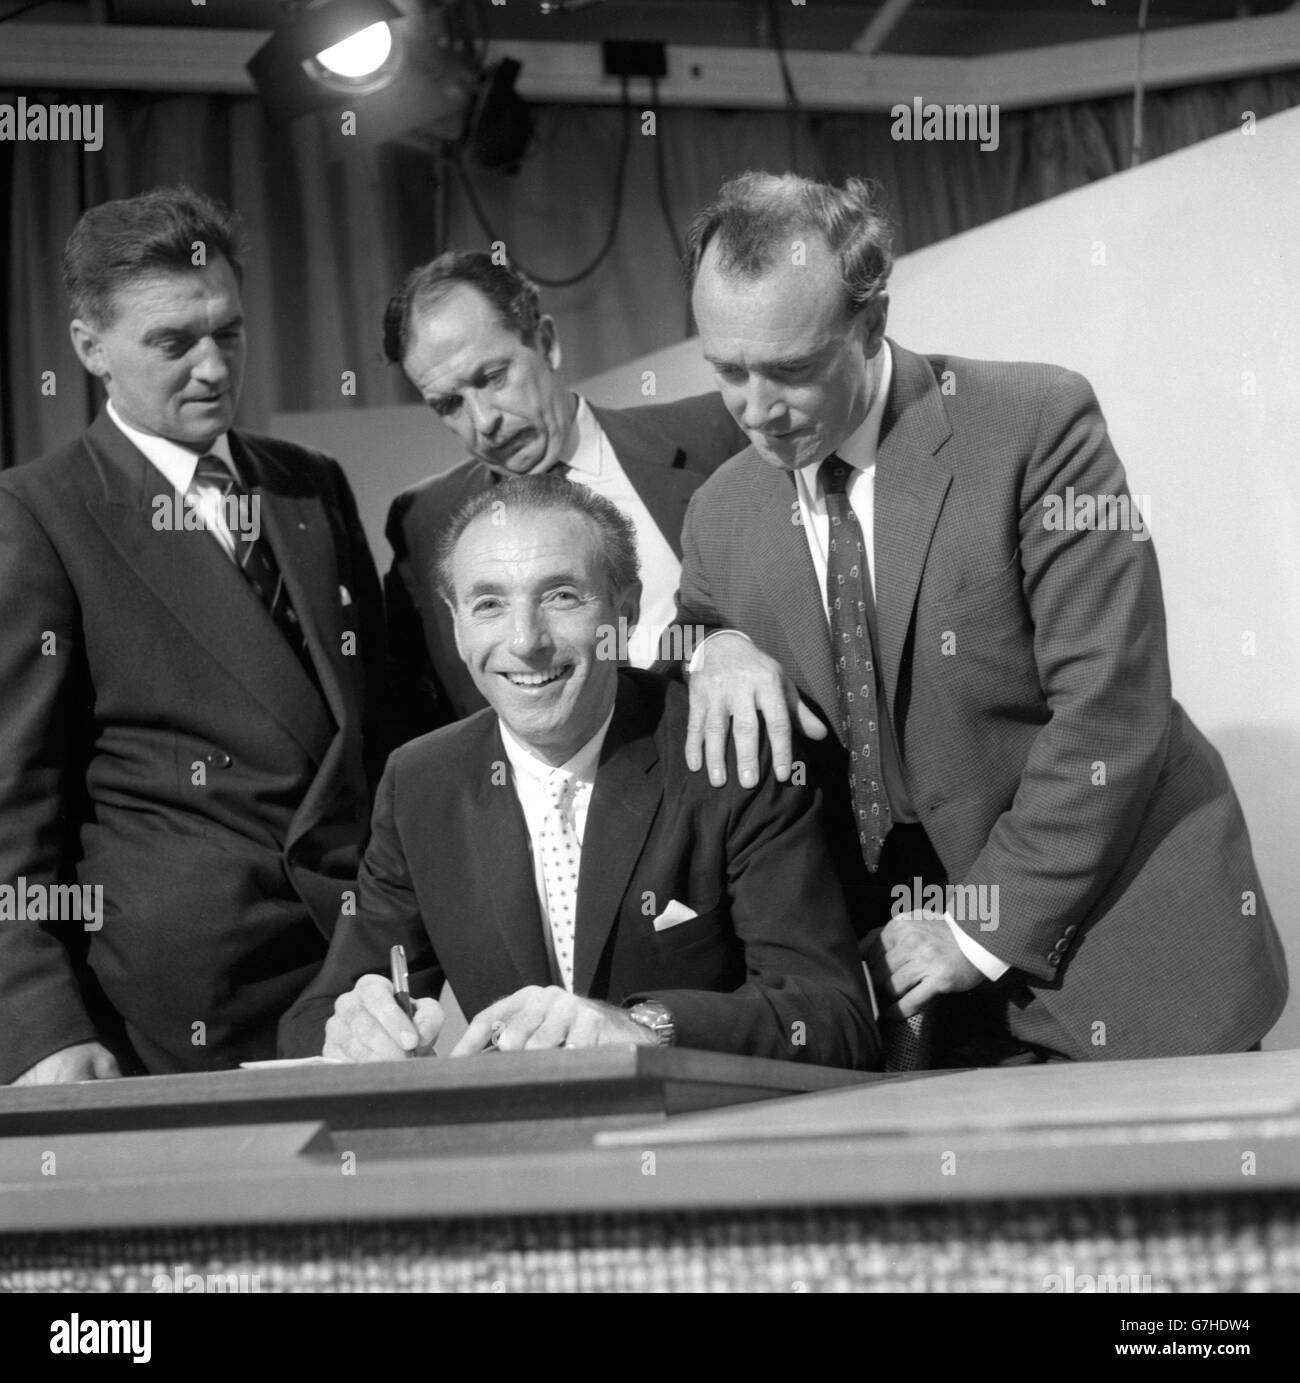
[3,70,1298,469]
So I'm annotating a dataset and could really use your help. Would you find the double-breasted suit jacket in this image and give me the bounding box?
[0,409,388,1079]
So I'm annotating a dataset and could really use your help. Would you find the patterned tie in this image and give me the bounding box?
[884,1009,932,1072]
[190,455,314,677]
[821,455,930,1070]
[540,770,580,990]
[821,455,892,869]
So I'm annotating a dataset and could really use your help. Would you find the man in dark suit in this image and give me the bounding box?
[0,186,387,1084]
[673,172,1286,1066]
[381,252,746,739]
[280,475,877,1068]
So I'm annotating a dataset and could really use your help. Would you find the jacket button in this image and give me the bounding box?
[205,750,232,769]
[1064,925,1078,938]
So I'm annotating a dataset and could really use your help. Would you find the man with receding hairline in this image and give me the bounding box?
[0,185,388,1083]
[280,474,877,1069]
[674,170,1285,1068]
[380,251,746,741]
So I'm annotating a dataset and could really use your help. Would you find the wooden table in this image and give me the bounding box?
[2,1049,1297,1291]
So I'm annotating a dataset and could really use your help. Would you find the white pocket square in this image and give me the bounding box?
[339,584,353,606]
[653,899,698,932]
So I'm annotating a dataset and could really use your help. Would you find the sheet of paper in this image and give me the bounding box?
[237,1057,348,1069]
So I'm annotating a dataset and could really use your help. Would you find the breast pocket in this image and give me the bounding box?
[931,555,1025,617]
[926,567,1040,707]
[635,889,742,987]
[650,893,728,952]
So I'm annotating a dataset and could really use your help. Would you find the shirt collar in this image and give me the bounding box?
[798,339,893,488]
[498,699,615,791]
[561,395,603,478]
[106,400,236,493]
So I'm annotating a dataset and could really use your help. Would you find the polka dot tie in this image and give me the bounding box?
[820,455,893,871]
[190,455,315,680]
[540,770,580,991]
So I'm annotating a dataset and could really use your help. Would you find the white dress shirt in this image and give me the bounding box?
[562,396,680,670]
[107,401,241,560]
[499,705,616,989]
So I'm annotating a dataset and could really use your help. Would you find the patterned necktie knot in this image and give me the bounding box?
[547,771,575,811]
[821,454,852,498]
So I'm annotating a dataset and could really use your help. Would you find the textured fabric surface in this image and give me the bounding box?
[4,1193,1297,1293]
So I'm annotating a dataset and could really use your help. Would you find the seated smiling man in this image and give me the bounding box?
[280,475,878,1068]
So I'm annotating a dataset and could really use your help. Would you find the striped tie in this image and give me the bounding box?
[190,455,315,678]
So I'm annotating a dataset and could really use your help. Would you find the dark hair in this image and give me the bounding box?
[62,185,244,326]
[382,251,542,365]
[685,171,894,314]
[434,473,640,604]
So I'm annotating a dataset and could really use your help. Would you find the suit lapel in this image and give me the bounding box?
[468,721,554,988]
[572,677,663,995]
[746,461,841,732]
[590,404,703,558]
[610,456,704,559]
[81,412,331,761]
[873,344,954,715]
[591,404,682,470]
[233,433,349,733]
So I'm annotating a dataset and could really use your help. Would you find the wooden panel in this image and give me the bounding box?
[0,1046,878,1139]
[2,1052,1298,1232]
[596,1050,1300,1146]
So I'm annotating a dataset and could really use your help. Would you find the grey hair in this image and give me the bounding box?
[434,473,640,604]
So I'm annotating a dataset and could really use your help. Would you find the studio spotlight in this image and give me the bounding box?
[312,22,396,87]
[248,0,405,122]
[463,58,533,173]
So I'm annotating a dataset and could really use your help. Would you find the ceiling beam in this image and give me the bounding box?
[1,13,1298,110]
[0,24,261,94]
[851,0,918,56]
[507,13,1300,111]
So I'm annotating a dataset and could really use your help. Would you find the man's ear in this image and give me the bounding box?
[618,579,642,634]
[860,294,890,357]
[536,315,562,372]
[69,319,108,378]
[443,592,467,663]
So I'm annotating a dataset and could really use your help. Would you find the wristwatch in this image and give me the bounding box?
[625,1000,676,1047]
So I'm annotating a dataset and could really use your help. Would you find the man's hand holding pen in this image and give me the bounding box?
[323,972,444,1062]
